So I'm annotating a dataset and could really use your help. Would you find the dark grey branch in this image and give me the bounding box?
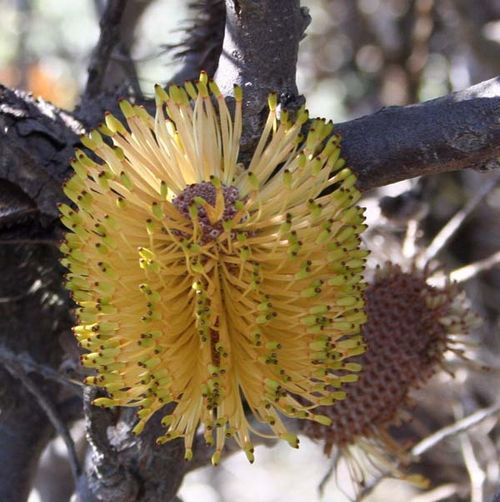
[78,397,186,502]
[0,345,82,390]
[76,388,140,502]
[0,245,75,502]
[78,1,155,128]
[0,86,79,502]
[84,0,127,100]
[0,413,53,502]
[216,0,310,146]
[212,0,498,187]
[0,86,82,221]
[94,0,154,98]
[338,77,500,191]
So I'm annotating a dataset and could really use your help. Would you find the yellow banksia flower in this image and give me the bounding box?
[60,72,367,464]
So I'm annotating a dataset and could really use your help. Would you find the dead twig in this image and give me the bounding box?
[450,250,500,283]
[0,345,82,390]
[419,175,500,266]
[412,401,500,457]
[357,402,500,500]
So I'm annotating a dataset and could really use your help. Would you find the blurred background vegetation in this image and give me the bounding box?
[0,1,499,501]
[3,0,499,114]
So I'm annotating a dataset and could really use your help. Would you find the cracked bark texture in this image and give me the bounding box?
[0,1,499,501]
[216,0,311,147]
[0,87,81,501]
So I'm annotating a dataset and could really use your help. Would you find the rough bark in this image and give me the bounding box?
[338,76,500,191]
[75,391,186,502]
[216,0,310,147]
[0,1,499,500]
[0,86,82,502]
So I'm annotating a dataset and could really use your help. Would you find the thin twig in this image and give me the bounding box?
[412,401,500,457]
[419,175,500,266]
[2,359,82,482]
[0,345,82,390]
[460,432,485,502]
[357,403,500,500]
[115,44,142,98]
[14,0,32,90]
[402,219,419,259]
[411,484,460,502]
[450,250,500,283]
[85,0,126,98]
[318,449,341,496]
[356,473,388,501]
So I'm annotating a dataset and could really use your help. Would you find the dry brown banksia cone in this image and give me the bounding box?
[302,262,481,467]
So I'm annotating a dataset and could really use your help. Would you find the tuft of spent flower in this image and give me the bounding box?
[301,262,481,460]
[60,72,367,464]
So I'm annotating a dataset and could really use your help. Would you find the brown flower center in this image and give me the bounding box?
[172,182,241,243]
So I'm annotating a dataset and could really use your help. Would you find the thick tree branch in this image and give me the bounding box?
[76,389,140,501]
[78,1,156,128]
[0,414,53,501]
[95,0,154,98]
[0,87,79,501]
[0,248,74,501]
[338,77,500,191]
[212,2,499,188]
[216,0,310,147]
[78,396,186,502]
[0,86,82,221]
[94,1,155,94]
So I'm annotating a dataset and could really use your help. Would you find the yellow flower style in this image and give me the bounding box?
[60,72,367,464]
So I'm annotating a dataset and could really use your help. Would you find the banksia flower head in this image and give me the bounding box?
[60,72,367,464]
[302,262,481,475]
